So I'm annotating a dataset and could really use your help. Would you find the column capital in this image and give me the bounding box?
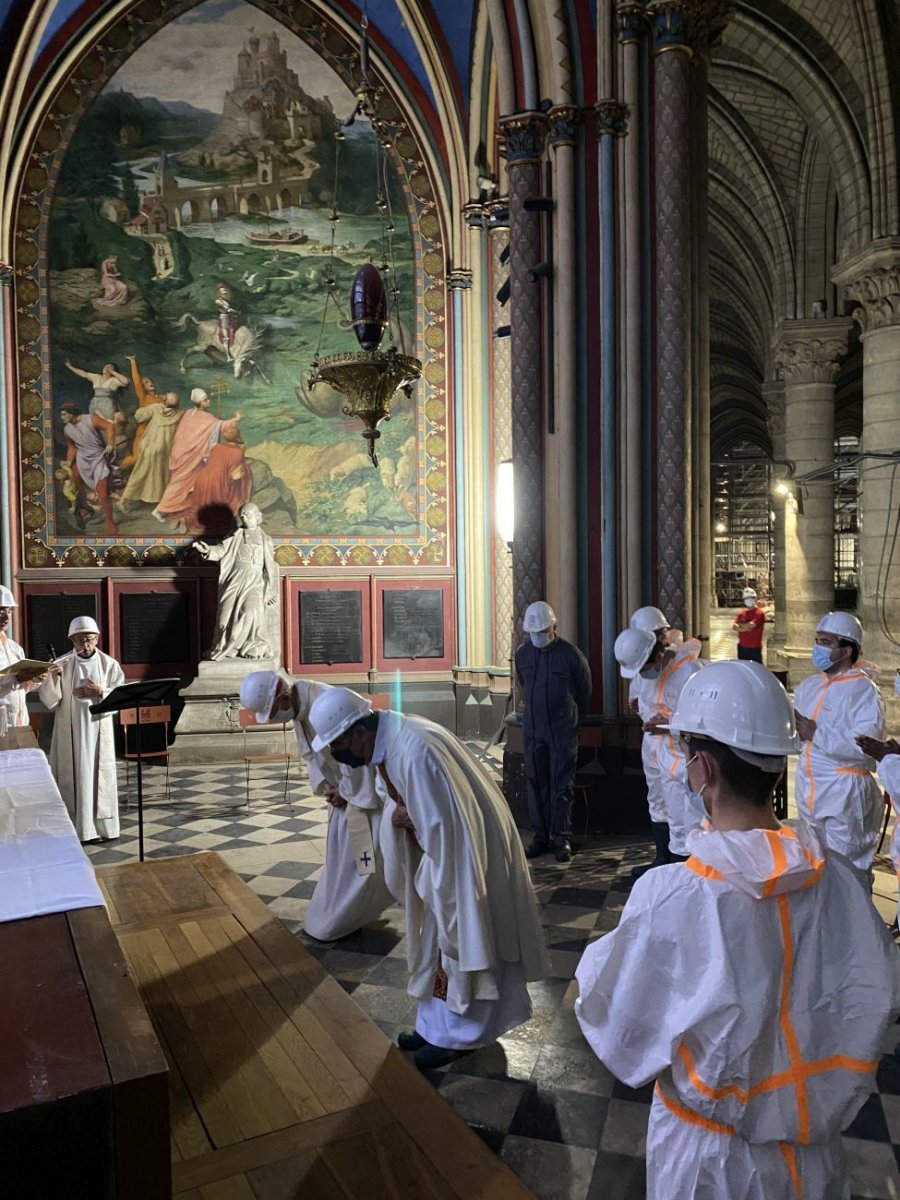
[498,113,548,165]
[617,2,646,43]
[447,268,473,291]
[595,100,630,138]
[647,0,732,56]
[547,105,581,149]
[771,318,853,386]
[833,238,900,334]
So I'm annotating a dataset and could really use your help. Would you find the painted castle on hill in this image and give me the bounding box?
[224,32,331,142]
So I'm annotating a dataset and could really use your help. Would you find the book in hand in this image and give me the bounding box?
[0,658,54,680]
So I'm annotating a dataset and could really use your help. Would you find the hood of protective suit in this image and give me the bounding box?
[684,821,825,899]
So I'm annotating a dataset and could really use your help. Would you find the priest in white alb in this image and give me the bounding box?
[0,585,50,728]
[239,670,393,940]
[38,615,125,842]
[308,687,548,1069]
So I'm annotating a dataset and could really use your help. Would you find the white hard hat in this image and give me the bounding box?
[630,605,669,633]
[240,670,280,724]
[523,600,557,633]
[614,627,657,679]
[817,611,862,648]
[669,660,800,765]
[742,588,757,600]
[0,586,17,608]
[68,615,100,637]
[309,686,372,753]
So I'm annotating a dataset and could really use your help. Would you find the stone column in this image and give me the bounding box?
[773,319,850,671]
[499,113,548,620]
[0,261,13,585]
[648,1,730,632]
[548,106,581,640]
[834,241,900,668]
[617,2,644,621]
[762,378,786,650]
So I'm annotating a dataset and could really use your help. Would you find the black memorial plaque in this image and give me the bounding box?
[120,592,190,665]
[300,590,363,665]
[383,589,444,659]
[27,594,98,658]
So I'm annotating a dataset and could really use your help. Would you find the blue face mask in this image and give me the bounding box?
[811,644,834,672]
[686,790,709,825]
[530,631,552,649]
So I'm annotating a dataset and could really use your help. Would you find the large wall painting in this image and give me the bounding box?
[16,0,450,570]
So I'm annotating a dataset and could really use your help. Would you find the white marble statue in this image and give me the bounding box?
[195,502,278,660]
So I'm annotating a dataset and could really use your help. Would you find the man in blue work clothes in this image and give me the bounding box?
[515,601,592,862]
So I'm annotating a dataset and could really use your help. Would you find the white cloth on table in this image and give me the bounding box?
[374,709,547,1047]
[0,748,103,921]
[793,668,885,869]
[38,650,125,842]
[286,678,392,942]
[575,821,900,1199]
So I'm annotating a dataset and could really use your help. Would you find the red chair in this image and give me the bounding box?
[238,708,293,810]
[120,705,172,805]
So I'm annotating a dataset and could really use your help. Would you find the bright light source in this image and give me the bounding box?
[496,459,514,544]
[774,481,790,497]
[715,521,727,533]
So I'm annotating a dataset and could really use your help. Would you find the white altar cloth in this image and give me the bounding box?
[0,748,104,922]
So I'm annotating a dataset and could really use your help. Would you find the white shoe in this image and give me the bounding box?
[151,508,166,522]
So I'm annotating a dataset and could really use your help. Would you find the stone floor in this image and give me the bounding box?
[86,740,900,1200]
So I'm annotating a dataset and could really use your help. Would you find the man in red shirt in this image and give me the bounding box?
[732,587,767,662]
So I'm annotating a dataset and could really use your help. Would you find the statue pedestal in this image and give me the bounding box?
[172,658,292,764]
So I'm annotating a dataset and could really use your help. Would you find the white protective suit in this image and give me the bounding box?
[38,649,124,841]
[0,633,29,728]
[875,753,900,920]
[289,678,393,941]
[373,710,548,1049]
[647,640,705,854]
[576,822,900,1199]
[629,674,666,824]
[794,668,885,869]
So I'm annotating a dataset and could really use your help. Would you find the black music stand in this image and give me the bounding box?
[91,678,181,862]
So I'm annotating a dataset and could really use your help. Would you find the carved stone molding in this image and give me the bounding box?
[548,105,581,149]
[833,240,900,334]
[617,2,646,43]
[595,100,630,138]
[772,319,852,386]
[447,269,473,291]
[499,113,548,165]
[647,0,732,56]
[0,262,12,287]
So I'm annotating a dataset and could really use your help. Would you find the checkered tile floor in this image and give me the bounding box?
[85,747,900,1200]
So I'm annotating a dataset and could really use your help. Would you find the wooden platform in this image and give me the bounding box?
[97,852,533,1199]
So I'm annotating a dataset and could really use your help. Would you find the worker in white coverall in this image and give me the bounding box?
[308,686,548,1070]
[576,660,900,1200]
[239,671,393,941]
[793,611,885,875]
[856,671,900,925]
[38,615,125,842]
[0,585,49,729]
[615,623,704,871]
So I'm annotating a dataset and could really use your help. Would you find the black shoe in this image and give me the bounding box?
[397,1029,428,1051]
[414,1043,468,1069]
[524,838,549,859]
[554,840,573,863]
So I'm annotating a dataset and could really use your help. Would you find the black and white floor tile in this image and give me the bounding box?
[86,747,900,1200]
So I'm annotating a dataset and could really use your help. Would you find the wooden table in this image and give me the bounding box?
[0,725,38,750]
[98,852,533,1199]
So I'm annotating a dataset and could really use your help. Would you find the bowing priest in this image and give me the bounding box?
[308,687,548,1069]
[239,670,393,940]
[38,615,124,842]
